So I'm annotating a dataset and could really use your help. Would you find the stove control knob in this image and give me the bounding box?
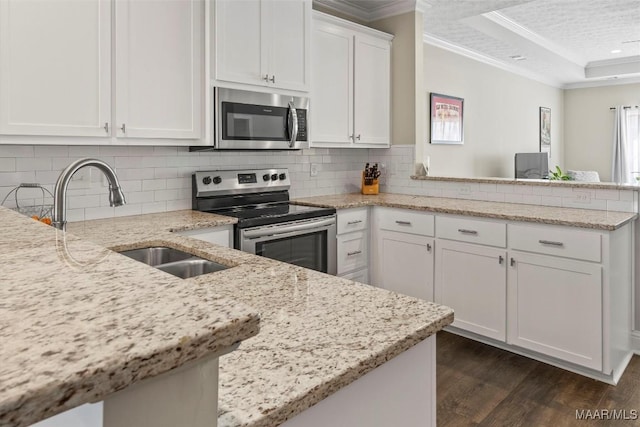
[202,176,212,185]
[263,174,270,182]
[279,173,287,181]
[271,173,278,181]
[213,176,222,185]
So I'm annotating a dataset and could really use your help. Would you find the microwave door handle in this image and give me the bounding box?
[288,101,298,148]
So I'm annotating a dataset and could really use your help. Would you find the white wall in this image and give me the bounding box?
[423,43,564,178]
[0,145,370,222]
[564,83,640,181]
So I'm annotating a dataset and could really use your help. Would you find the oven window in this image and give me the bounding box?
[222,102,287,141]
[255,230,327,273]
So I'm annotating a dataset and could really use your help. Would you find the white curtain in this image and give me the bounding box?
[611,106,640,184]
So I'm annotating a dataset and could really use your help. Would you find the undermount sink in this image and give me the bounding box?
[119,247,229,279]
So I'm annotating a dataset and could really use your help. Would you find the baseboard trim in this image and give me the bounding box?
[443,326,632,385]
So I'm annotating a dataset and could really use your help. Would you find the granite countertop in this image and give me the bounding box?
[294,193,637,231]
[4,209,454,427]
[411,175,640,191]
[0,208,260,427]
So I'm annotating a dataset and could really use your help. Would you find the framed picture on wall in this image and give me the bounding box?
[539,107,551,155]
[430,93,464,145]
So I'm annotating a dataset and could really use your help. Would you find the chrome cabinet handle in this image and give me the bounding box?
[427,243,432,251]
[458,229,478,235]
[347,250,362,256]
[287,101,298,148]
[499,255,504,264]
[539,240,564,247]
[269,75,276,83]
[395,220,411,225]
[356,134,361,140]
[510,257,516,267]
[103,122,109,133]
[350,134,354,141]
[347,220,362,225]
[120,124,126,133]
[263,74,270,82]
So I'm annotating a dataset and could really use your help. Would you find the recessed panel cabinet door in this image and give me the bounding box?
[376,230,434,301]
[214,0,264,87]
[0,0,111,137]
[507,252,603,370]
[268,0,311,92]
[435,240,507,341]
[311,23,353,145]
[353,34,390,146]
[115,0,203,139]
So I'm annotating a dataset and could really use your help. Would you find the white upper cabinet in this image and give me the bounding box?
[311,12,392,149]
[213,0,311,92]
[115,0,203,139]
[311,20,353,146]
[0,0,111,137]
[353,34,391,146]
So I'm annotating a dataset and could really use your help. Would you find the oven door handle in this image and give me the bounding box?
[243,217,335,239]
[287,101,298,148]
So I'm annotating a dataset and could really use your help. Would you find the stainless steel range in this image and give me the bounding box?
[192,168,336,274]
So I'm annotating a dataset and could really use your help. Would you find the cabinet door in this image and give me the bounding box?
[267,0,311,91]
[507,252,602,370]
[311,22,353,146]
[115,0,203,139]
[214,0,265,87]
[435,240,506,341]
[0,0,111,137]
[353,34,390,146]
[375,230,433,301]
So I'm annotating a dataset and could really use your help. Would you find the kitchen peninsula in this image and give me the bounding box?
[1,207,453,427]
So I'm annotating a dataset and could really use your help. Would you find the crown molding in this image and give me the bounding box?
[313,0,426,22]
[482,11,587,68]
[564,76,640,90]
[423,33,564,88]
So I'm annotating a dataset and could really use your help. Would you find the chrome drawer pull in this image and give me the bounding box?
[347,250,362,256]
[395,220,411,225]
[539,240,564,247]
[458,229,478,235]
[347,220,363,225]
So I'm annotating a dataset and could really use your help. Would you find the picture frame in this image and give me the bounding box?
[430,93,464,145]
[539,107,551,154]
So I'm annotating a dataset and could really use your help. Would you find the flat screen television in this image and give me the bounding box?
[515,153,549,179]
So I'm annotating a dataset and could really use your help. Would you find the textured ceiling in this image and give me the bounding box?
[502,0,640,63]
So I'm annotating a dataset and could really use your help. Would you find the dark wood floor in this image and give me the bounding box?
[437,332,640,427]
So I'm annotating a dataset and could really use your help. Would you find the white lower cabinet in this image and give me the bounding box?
[175,225,233,248]
[435,240,506,341]
[507,251,603,370]
[371,207,435,300]
[375,230,434,300]
[336,208,369,283]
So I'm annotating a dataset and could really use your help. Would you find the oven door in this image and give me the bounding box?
[239,216,336,275]
[215,87,308,150]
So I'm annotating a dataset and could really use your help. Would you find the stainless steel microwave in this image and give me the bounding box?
[214,87,309,150]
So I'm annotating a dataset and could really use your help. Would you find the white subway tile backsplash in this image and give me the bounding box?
[1,144,637,222]
[0,158,15,172]
[16,157,51,171]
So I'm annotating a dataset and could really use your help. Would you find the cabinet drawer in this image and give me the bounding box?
[377,208,434,237]
[337,208,368,235]
[508,224,601,262]
[337,231,368,275]
[436,216,506,248]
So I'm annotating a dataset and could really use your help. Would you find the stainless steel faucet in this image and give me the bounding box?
[52,158,126,230]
